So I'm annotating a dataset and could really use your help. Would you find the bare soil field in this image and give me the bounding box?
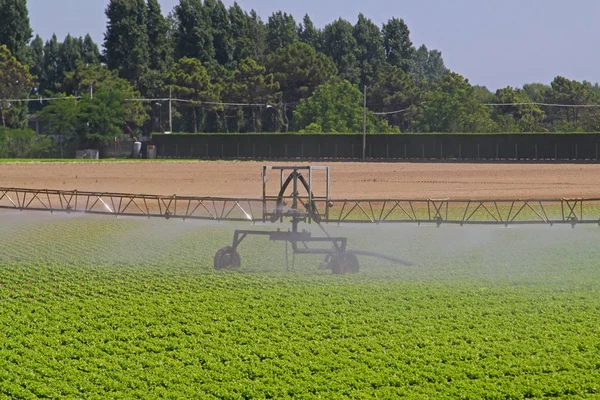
[1,161,600,199]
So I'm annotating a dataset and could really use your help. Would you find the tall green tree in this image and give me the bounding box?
[382,17,414,73]
[266,42,337,131]
[368,64,421,131]
[266,11,298,53]
[42,34,60,93]
[298,14,322,51]
[226,58,280,132]
[491,87,545,132]
[0,0,32,63]
[103,0,150,88]
[472,85,494,104]
[173,0,214,63]
[294,79,396,133]
[77,88,128,148]
[81,34,102,65]
[0,45,32,127]
[146,0,171,72]
[28,35,44,90]
[63,63,147,135]
[165,57,220,133]
[353,13,385,88]
[418,72,496,132]
[58,34,83,83]
[322,18,360,85]
[205,0,233,66]
[228,2,252,65]
[523,83,550,104]
[547,76,599,131]
[412,44,449,85]
[247,10,267,61]
[40,93,79,151]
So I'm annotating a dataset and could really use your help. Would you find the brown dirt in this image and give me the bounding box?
[1,161,600,199]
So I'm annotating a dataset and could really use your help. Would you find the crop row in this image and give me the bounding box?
[0,213,599,398]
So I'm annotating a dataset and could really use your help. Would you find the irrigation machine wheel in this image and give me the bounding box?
[214,246,241,270]
[331,252,360,275]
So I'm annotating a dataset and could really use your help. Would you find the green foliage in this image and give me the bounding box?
[412,44,450,86]
[266,42,337,109]
[103,0,150,88]
[353,13,385,88]
[40,63,146,150]
[41,89,127,150]
[0,0,32,63]
[368,64,421,131]
[146,0,171,73]
[0,217,599,398]
[208,0,235,66]
[382,17,414,73]
[0,45,32,128]
[225,58,280,132]
[266,11,298,53]
[418,73,496,132]
[173,0,214,63]
[298,122,322,133]
[322,19,360,85]
[63,63,147,135]
[491,87,545,132]
[166,57,220,133]
[41,93,78,144]
[0,127,52,157]
[34,33,102,94]
[13,3,600,137]
[77,89,127,148]
[298,14,323,51]
[294,79,397,133]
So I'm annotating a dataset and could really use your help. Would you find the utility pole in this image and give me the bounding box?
[90,82,93,99]
[362,85,367,161]
[169,87,173,133]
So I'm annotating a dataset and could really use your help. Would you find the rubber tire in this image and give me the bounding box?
[214,246,241,270]
[331,252,360,275]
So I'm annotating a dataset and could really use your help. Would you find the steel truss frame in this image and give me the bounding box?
[1,187,600,226]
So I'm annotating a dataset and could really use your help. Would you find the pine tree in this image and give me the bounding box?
[322,18,359,85]
[42,34,60,93]
[247,10,266,61]
[103,0,150,87]
[266,11,298,53]
[81,34,101,65]
[353,13,385,88]
[298,14,322,51]
[382,17,414,73]
[173,0,214,63]
[228,2,252,65]
[58,34,83,83]
[28,35,44,87]
[0,0,32,63]
[205,0,233,66]
[146,0,170,72]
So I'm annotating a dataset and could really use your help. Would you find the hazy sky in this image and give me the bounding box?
[27,0,600,90]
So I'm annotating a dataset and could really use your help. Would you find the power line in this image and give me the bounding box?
[5,96,600,110]
[3,96,277,108]
[372,106,413,116]
[484,102,600,108]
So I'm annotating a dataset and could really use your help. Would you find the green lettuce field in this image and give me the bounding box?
[1,213,599,399]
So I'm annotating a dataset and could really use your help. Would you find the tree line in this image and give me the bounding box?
[2,0,600,155]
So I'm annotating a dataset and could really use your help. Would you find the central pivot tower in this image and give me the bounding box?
[213,166,358,274]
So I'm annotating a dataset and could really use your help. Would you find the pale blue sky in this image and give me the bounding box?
[27,0,600,90]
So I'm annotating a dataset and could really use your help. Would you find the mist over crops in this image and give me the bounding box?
[1,211,595,281]
[1,212,599,398]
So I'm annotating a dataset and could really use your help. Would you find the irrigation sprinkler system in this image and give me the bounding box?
[1,166,600,273]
